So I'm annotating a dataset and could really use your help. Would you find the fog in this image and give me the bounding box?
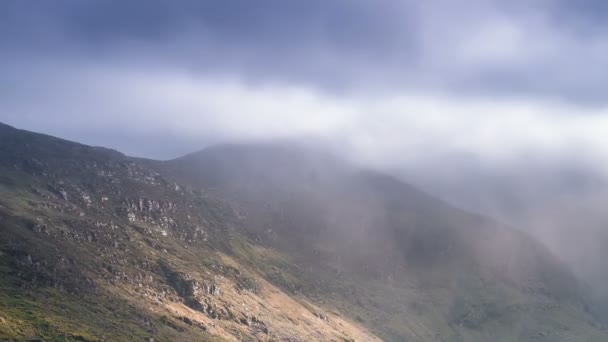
[3,0,608,312]
[393,155,608,303]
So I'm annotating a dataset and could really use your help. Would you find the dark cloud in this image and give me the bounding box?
[2,0,607,103]
[2,0,608,160]
[3,2,608,292]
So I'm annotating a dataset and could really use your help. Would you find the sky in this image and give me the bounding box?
[4,0,608,296]
[1,0,608,166]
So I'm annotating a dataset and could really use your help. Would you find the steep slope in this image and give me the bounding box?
[153,142,608,341]
[0,123,378,341]
[399,160,608,314]
[0,123,606,341]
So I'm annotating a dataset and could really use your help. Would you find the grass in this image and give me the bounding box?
[1,124,607,341]
[0,275,219,341]
[221,229,608,342]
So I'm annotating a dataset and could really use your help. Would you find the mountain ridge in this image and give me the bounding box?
[0,122,606,341]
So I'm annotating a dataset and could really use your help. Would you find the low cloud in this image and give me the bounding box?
[3,0,608,304]
[3,63,608,173]
[2,1,608,162]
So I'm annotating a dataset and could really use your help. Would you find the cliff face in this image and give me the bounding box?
[0,123,606,341]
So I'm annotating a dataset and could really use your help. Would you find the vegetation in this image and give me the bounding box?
[0,122,607,341]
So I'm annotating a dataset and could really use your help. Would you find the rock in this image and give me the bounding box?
[180,316,193,325]
[314,312,328,321]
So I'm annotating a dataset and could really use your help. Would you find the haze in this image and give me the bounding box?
[2,1,608,339]
[1,0,608,161]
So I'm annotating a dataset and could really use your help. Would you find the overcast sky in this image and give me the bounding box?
[1,0,608,167]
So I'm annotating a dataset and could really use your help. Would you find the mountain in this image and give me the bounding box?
[398,158,608,312]
[0,122,606,341]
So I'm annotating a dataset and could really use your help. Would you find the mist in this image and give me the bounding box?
[3,0,608,161]
[397,155,608,303]
[2,1,608,337]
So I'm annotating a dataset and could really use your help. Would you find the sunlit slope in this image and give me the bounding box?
[0,122,606,341]
[0,123,378,341]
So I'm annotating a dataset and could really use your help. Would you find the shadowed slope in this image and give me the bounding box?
[0,122,606,341]
[155,142,605,341]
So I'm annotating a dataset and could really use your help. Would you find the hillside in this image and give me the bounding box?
[0,123,606,341]
[399,160,608,312]
[154,143,607,341]
[0,123,378,341]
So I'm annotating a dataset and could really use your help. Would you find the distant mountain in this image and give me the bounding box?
[0,122,606,341]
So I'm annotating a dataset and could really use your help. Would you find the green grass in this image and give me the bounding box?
[2,124,608,342]
[0,278,218,341]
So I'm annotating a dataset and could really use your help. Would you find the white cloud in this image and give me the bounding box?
[3,64,608,169]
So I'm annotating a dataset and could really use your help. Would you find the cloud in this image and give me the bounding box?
[3,63,608,169]
[2,0,608,104]
[3,0,608,295]
[2,0,608,162]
